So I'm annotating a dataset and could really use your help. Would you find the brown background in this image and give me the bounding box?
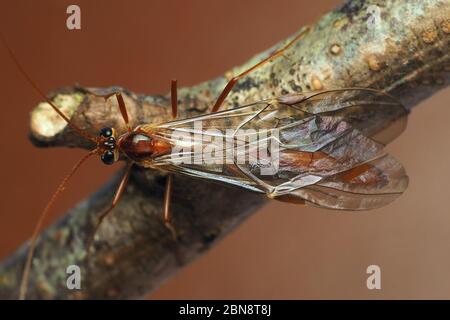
[1,0,449,299]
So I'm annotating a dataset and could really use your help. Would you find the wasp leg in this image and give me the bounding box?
[86,162,133,263]
[211,27,310,113]
[163,173,177,240]
[171,79,178,119]
[91,91,131,131]
[161,81,179,240]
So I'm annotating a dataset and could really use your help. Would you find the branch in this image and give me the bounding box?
[0,0,448,299]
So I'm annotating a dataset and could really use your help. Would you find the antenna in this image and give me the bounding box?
[19,149,98,300]
[0,32,97,143]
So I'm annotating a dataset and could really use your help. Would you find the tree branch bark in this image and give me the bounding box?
[0,0,448,299]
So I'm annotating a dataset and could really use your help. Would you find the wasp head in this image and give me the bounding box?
[98,127,119,165]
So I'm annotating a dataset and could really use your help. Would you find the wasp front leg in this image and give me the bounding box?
[91,90,131,131]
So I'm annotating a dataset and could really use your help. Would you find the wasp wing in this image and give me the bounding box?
[294,153,408,210]
[143,88,408,210]
[266,88,408,145]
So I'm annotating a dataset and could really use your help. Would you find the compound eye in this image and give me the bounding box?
[100,127,113,138]
[101,150,115,165]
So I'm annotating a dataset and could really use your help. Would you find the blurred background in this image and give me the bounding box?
[0,0,449,299]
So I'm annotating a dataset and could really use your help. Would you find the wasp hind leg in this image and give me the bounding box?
[211,27,310,113]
